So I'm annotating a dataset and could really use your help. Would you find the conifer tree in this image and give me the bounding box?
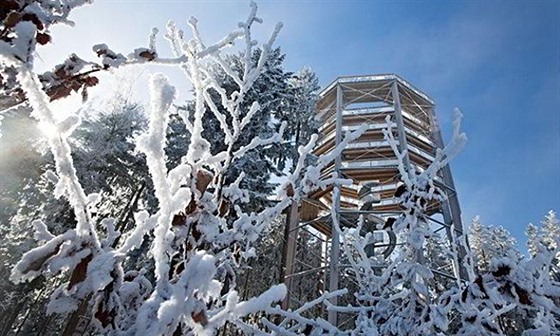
[469,216,520,273]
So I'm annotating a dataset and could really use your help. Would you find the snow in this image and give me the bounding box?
[11,229,75,283]
[33,219,55,242]
[16,67,98,241]
[3,2,559,335]
[92,43,127,68]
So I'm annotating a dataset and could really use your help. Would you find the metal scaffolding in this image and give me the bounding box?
[281,74,466,326]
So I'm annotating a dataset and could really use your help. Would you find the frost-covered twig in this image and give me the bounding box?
[136,74,177,296]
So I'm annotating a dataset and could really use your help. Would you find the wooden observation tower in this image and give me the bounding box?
[281,74,465,325]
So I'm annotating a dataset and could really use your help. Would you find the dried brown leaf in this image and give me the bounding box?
[68,253,93,290]
[4,11,22,28]
[21,13,43,30]
[192,310,208,326]
[138,50,156,61]
[195,169,214,194]
[36,32,50,45]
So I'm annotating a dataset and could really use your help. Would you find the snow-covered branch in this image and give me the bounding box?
[5,3,363,335]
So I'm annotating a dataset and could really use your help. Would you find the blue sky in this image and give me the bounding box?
[37,0,559,248]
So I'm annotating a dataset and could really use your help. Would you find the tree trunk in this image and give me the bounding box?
[0,293,30,336]
[241,260,253,301]
[114,183,146,244]
[61,296,90,336]
[14,287,46,335]
[35,312,54,336]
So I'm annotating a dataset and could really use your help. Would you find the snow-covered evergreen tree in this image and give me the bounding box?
[469,216,520,273]
[527,210,560,281]
[276,66,320,170]
[0,99,150,335]
[0,107,53,336]
[178,49,320,212]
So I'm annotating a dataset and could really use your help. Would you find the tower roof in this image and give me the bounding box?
[320,74,435,106]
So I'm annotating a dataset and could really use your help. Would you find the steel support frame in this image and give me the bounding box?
[391,80,428,267]
[327,83,344,325]
[429,106,467,279]
[391,80,412,172]
[281,202,300,310]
